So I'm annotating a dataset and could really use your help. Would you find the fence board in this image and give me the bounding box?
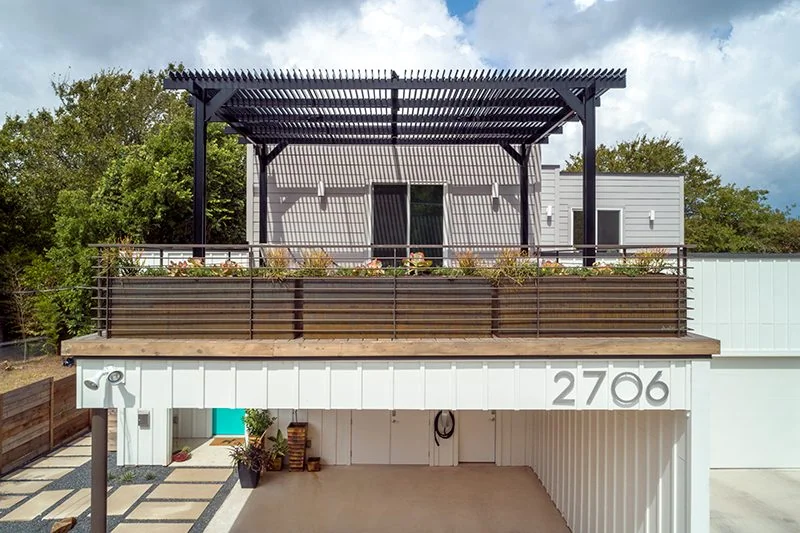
[0,374,90,474]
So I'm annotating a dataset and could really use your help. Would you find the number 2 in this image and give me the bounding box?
[553,371,575,406]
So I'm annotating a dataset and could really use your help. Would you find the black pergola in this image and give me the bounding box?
[164,68,626,264]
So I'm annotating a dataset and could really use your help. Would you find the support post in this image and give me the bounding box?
[519,144,530,252]
[193,92,207,259]
[582,84,597,267]
[91,408,108,533]
[688,359,711,533]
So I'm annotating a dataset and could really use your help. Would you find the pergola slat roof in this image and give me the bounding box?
[165,68,626,146]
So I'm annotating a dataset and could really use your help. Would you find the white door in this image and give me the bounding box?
[351,410,390,464]
[458,410,496,463]
[390,410,429,464]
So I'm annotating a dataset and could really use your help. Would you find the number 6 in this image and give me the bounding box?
[646,371,669,404]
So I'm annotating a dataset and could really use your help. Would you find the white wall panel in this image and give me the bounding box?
[78,359,695,411]
[530,409,690,533]
[690,255,800,354]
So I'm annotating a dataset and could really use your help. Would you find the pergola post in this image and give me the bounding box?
[582,84,597,267]
[256,142,289,246]
[519,144,530,251]
[90,408,108,533]
[193,91,207,259]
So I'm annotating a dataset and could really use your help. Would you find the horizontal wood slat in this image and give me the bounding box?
[0,374,90,474]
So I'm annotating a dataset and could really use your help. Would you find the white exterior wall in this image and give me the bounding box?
[116,407,172,466]
[690,255,800,469]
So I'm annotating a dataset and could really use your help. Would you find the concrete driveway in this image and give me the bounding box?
[228,465,569,533]
[712,469,800,533]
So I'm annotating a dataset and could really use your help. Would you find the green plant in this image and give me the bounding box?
[167,258,210,277]
[144,472,156,481]
[229,442,267,472]
[213,260,244,277]
[298,249,334,277]
[264,248,291,279]
[243,409,276,440]
[628,248,670,274]
[268,429,289,459]
[455,250,480,276]
[119,469,136,483]
[539,260,565,276]
[403,252,432,275]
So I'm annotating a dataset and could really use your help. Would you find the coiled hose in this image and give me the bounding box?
[433,410,455,446]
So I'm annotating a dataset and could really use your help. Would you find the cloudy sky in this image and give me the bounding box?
[1,0,798,210]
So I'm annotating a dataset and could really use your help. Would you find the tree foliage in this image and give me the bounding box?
[0,68,245,347]
[564,134,799,252]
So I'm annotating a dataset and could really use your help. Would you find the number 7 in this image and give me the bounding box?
[584,370,606,405]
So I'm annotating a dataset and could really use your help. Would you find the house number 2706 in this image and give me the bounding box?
[552,370,669,407]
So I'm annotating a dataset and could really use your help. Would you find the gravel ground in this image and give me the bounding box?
[0,451,238,533]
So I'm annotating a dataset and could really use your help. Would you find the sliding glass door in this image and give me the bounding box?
[372,184,443,266]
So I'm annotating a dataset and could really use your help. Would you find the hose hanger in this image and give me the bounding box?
[433,410,455,446]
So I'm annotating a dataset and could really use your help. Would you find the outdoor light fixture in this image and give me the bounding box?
[317,181,325,198]
[649,210,656,222]
[546,205,553,218]
[491,181,499,200]
[84,366,125,391]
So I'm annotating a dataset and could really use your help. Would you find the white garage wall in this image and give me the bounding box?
[116,408,172,466]
[530,410,689,533]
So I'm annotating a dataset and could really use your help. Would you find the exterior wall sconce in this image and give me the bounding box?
[317,181,325,198]
[649,210,656,222]
[491,182,499,200]
[546,205,553,218]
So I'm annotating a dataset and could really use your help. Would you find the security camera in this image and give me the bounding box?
[83,366,125,390]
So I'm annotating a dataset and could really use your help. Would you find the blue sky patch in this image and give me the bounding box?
[446,0,479,20]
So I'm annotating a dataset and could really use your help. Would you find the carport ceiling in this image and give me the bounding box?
[164,68,626,146]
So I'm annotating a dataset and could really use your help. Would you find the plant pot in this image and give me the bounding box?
[287,422,308,472]
[269,456,283,471]
[171,451,191,463]
[237,463,260,488]
[307,457,321,472]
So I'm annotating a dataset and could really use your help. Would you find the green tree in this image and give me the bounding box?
[564,134,798,252]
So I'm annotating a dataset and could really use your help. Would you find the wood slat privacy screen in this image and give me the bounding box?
[0,374,90,474]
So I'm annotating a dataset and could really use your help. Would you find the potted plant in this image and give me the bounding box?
[229,443,266,488]
[171,446,192,463]
[267,429,288,471]
[243,409,276,449]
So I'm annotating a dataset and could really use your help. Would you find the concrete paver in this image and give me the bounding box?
[0,489,72,521]
[43,488,91,520]
[6,467,72,481]
[30,456,90,468]
[712,469,800,533]
[112,524,193,533]
[0,495,25,510]
[147,483,222,500]
[107,484,152,516]
[127,501,209,521]
[164,468,231,483]
[50,446,93,457]
[71,436,92,446]
[0,480,52,494]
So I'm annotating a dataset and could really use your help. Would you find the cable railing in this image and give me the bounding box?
[92,243,690,340]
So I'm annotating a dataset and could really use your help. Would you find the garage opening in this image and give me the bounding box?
[174,407,690,533]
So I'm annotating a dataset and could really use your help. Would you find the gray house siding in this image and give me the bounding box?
[553,172,684,247]
[246,146,683,261]
[248,144,541,263]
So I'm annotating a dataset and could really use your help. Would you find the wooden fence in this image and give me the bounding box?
[0,374,90,474]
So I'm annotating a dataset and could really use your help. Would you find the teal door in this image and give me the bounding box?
[212,408,245,435]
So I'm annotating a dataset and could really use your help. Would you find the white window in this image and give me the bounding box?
[571,209,622,246]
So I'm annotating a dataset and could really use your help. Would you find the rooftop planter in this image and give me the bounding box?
[96,247,688,339]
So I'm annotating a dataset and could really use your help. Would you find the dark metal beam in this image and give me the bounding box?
[214,112,573,125]
[193,93,207,258]
[244,136,540,145]
[224,124,550,137]
[257,143,288,244]
[582,84,597,267]
[224,96,568,109]
[519,144,530,251]
[390,70,399,145]
[165,75,626,92]
[500,143,524,165]
[91,409,107,533]
[205,89,237,119]
[555,88,586,121]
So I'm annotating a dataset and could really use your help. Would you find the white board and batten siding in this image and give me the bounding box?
[690,254,800,468]
[78,359,694,412]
